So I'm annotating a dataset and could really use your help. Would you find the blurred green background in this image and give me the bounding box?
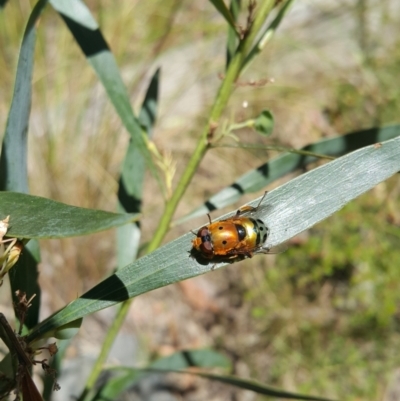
[1,1,400,400]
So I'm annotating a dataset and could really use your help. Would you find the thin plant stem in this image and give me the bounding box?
[213,143,336,160]
[147,0,275,253]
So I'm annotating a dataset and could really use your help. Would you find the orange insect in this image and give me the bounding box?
[191,192,270,264]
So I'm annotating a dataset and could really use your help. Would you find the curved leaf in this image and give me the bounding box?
[178,124,400,222]
[98,349,231,399]
[186,371,332,401]
[97,368,332,401]
[27,135,400,342]
[0,192,139,239]
[48,318,82,340]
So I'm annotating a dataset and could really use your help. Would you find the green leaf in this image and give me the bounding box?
[49,0,159,181]
[117,68,160,268]
[27,135,400,342]
[0,192,139,239]
[98,349,231,399]
[116,135,144,268]
[254,109,274,136]
[242,0,294,71]
[178,124,400,222]
[49,318,82,340]
[209,0,239,37]
[0,353,15,394]
[98,368,331,401]
[186,371,333,401]
[0,0,46,192]
[138,67,160,138]
[226,0,241,68]
[94,368,140,400]
[0,0,47,328]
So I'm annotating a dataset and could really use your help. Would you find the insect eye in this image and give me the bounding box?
[201,234,211,243]
[222,240,227,245]
[218,226,223,230]
[202,241,213,251]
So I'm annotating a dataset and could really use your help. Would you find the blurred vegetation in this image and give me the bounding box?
[245,178,400,400]
[1,0,400,400]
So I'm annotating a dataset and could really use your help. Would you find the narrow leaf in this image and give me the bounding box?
[0,0,46,192]
[98,349,231,399]
[209,0,239,36]
[28,136,400,342]
[189,371,332,401]
[98,367,331,401]
[242,0,294,71]
[138,67,160,138]
[0,0,48,328]
[226,0,241,68]
[50,318,82,340]
[178,124,400,221]
[0,192,139,239]
[117,68,160,268]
